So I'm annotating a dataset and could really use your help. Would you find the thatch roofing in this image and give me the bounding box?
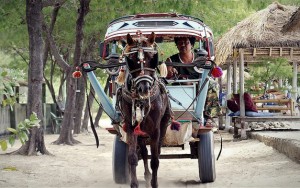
[215,2,300,65]
[282,7,300,32]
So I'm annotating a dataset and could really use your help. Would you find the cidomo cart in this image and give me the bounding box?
[78,13,222,184]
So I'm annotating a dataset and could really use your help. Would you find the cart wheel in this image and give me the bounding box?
[198,131,216,183]
[113,135,129,184]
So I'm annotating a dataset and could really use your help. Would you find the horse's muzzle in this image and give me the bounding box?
[137,81,151,98]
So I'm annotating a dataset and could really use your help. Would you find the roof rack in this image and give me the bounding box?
[104,13,212,42]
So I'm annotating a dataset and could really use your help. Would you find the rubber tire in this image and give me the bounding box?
[112,135,129,184]
[198,131,216,183]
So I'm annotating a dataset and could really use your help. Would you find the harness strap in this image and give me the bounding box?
[129,67,156,74]
[84,76,99,148]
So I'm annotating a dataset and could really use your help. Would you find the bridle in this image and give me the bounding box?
[122,40,158,99]
[118,34,162,125]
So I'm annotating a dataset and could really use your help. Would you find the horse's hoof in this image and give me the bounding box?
[130,182,139,188]
[151,180,158,188]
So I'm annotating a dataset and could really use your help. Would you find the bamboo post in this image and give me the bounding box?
[225,63,232,130]
[292,62,298,115]
[239,48,247,139]
[218,77,224,129]
[292,62,298,101]
[233,54,238,94]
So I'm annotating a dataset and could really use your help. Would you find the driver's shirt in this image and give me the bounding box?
[169,54,200,79]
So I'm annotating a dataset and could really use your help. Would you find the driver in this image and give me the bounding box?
[166,37,200,79]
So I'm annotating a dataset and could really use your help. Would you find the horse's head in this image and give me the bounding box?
[124,32,158,99]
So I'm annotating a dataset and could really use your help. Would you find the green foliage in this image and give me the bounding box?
[0,112,40,151]
[245,57,293,95]
[0,67,25,107]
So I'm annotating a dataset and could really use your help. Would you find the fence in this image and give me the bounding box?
[0,103,56,136]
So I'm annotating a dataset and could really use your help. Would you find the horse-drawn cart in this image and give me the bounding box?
[80,13,220,187]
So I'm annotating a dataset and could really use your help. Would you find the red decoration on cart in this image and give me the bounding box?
[72,66,82,78]
[211,66,223,78]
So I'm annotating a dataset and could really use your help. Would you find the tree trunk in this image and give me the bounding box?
[52,0,91,144]
[12,127,51,155]
[77,36,97,133]
[73,76,86,134]
[53,73,80,145]
[15,0,50,155]
[42,4,65,116]
[72,0,92,134]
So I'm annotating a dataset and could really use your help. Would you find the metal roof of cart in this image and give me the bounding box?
[104,13,213,42]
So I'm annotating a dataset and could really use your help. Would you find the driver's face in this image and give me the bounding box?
[176,38,192,53]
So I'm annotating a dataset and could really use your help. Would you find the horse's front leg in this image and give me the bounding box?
[128,131,139,188]
[159,112,171,154]
[150,130,160,188]
[138,138,151,187]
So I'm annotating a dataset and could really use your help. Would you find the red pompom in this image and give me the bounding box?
[211,66,223,78]
[72,71,82,78]
[134,123,147,136]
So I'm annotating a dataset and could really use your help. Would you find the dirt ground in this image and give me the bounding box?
[1,120,300,188]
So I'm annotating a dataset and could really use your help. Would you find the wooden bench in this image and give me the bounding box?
[232,116,300,139]
[253,98,295,115]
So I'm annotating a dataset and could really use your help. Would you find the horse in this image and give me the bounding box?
[117,32,171,188]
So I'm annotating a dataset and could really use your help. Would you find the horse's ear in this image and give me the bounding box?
[147,32,155,45]
[127,33,134,46]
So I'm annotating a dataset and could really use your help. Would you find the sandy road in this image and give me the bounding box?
[1,125,300,188]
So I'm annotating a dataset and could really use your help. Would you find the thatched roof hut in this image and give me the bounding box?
[215,2,300,132]
[216,2,300,65]
[282,7,300,32]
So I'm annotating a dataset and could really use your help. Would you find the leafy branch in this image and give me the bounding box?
[0,113,40,151]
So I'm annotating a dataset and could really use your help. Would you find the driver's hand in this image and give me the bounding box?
[167,67,178,78]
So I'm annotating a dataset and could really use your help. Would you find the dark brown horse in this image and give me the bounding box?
[117,32,171,188]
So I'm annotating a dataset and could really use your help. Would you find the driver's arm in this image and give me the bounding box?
[166,57,178,78]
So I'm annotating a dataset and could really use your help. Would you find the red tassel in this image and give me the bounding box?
[211,66,223,78]
[170,120,181,131]
[72,71,82,78]
[170,116,180,131]
[134,123,147,136]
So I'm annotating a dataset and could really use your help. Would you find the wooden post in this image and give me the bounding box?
[292,62,298,115]
[233,55,238,94]
[239,48,247,139]
[218,77,224,129]
[292,62,297,101]
[225,63,232,130]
